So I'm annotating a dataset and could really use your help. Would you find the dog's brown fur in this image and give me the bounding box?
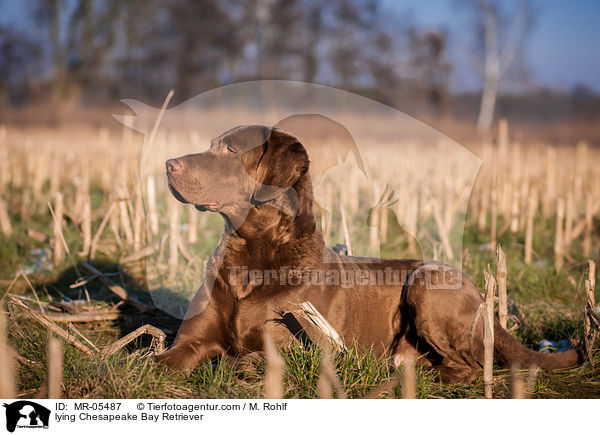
[158,125,582,383]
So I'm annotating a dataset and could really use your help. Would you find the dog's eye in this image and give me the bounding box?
[226,145,237,155]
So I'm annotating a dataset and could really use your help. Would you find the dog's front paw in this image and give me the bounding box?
[154,346,198,373]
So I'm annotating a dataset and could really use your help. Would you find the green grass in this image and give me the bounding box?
[9,317,598,398]
[1,195,600,399]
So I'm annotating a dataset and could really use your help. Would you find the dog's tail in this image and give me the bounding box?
[493,321,583,370]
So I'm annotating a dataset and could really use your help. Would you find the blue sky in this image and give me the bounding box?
[389,0,600,91]
[527,0,600,90]
[1,0,599,92]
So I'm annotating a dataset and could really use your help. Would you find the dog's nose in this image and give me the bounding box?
[166,158,182,174]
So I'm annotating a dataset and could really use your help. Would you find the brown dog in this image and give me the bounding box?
[158,124,582,383]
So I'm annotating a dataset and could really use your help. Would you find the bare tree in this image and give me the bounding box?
[66,0,122,97]
[408,29,452,112]
[168,0,240,98]
[34,0,64,101]
[301,0,324,83]
[473,0,531,134]
[328,0,375,90]
[0,27,39,104]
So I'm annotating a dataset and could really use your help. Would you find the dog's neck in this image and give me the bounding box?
[217,174,326,299]
[223,174,320,250]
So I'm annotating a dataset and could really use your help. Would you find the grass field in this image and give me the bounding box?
[0,119,599,399]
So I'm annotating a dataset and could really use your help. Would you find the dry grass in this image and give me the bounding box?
[0,115,599,398]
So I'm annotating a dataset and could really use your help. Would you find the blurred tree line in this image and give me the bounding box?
[1,0,599,136]
[0,0,451,110]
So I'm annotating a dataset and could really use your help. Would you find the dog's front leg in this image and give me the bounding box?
[155,288,234,372]
[155,339,226,372]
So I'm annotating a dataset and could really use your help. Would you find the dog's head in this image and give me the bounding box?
[166,125,310,225]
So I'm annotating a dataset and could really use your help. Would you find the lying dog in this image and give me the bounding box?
[158,124,582,383]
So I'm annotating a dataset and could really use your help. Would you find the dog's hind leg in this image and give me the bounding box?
[437,360,479,384]
[390,319,435,368]
[392,336,422,368]
[391,328,476,381]
[402,263,484,383]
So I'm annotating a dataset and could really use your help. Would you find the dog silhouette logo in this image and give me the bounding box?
[3,401,50,432]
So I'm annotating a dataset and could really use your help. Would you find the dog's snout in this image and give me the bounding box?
[166,158,183,174]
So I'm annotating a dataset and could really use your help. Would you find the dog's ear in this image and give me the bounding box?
[252,130,309,204]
